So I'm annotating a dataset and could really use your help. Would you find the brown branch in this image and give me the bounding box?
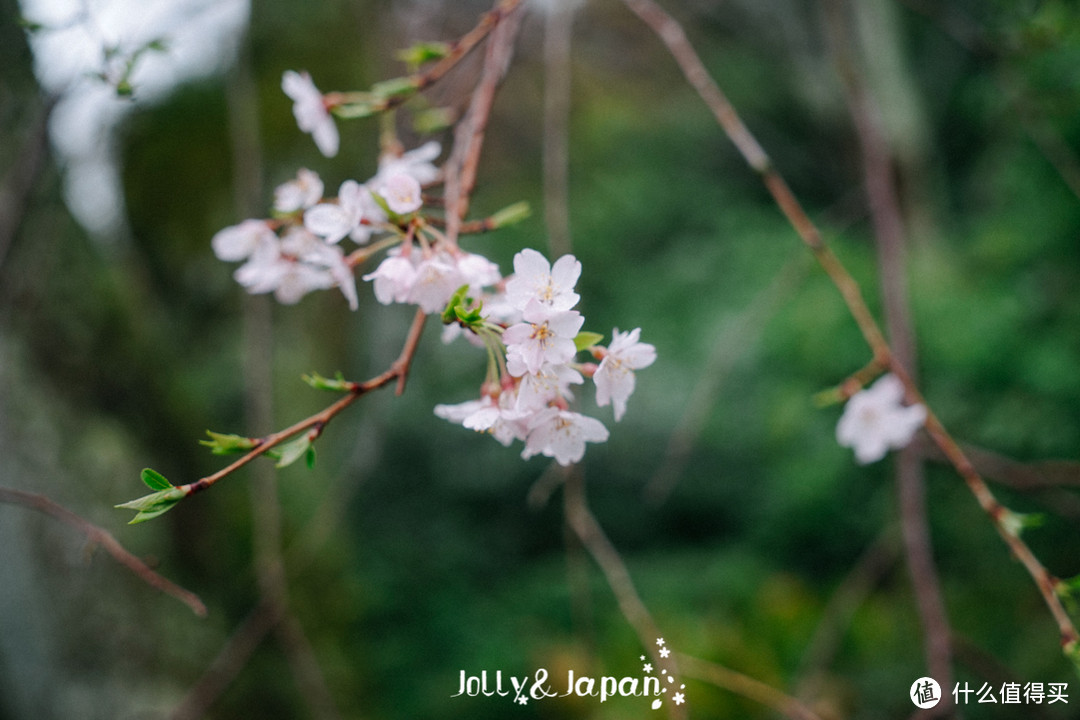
[382,0,524,114]
[621,0,1079,662]
[0,486,207,617]
[443,0,524,246]
[176,309,427,500]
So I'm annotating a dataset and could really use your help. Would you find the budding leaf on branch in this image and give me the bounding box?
[396,40,451,68]
[200,430,259,455]
[302,371,355,393]
[267,434,313,469]
[574,331,604,353]
[140,467,172,491]
[371,76,419,101]
[117,472,186,524]
[488,201,531,229]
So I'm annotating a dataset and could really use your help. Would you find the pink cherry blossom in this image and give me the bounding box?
[594,327,657,421]
[211,220,276,262]
[282,70,339,158]
[273,168,324,214]
[504,248,581,311]
[522,408,609,466]
[836,373,927,464]
[303,180,367,244]
[503,299,584,376]
[374,172,423,215]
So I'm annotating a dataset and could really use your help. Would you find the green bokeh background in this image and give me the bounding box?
[1,0,1079,718]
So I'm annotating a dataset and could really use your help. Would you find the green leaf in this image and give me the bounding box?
[395,40,451,67]
[305,446,317,470]
[333,98,380,119]
[116,487,186,524]
[302,371,355,393]
[200,430,259,455]
[18,16,45,32]
[574,331,605,353]
[488,201,531,229]
[140,467,173,491]
[371,76,419,101]
[268,434,313,469]
[441,285,472,324]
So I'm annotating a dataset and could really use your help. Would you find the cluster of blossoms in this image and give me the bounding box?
[836,373,927,464]
[210,70,656,467]
[433,249,656,465]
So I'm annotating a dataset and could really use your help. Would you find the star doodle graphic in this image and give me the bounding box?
[673,692,685,705]
[656,637,665,647]
[643,663,653,673]
[516,695,528,706]
[659,647,671,658]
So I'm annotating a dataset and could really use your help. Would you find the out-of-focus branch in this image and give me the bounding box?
[677,654,824,720]
[170,599,282,720]
[562,468,686,720]
[0,95,57,273]
[444,0,524,245]
[542,0,575,258]
[796,527,900,702]
[645,255,808,504]
[621,0,1079,663]
[823,0,953,706]
[0,486,206,617]
[229,16,341,718]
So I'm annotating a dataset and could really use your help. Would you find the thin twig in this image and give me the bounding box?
[542,0,575,258]
[176,309,427,500]
[170,599,282,720]
[645,255,809,504]
[381,0,524,114]
[444,0,525,246]
[0,486,206,617]
[621,0,1079,660]
[562,469,687,720]
[795,526,900,701]
[822,0,954,702]
[678,654,824,720]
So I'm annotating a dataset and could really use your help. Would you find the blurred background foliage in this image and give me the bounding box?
[1,0,1079,718]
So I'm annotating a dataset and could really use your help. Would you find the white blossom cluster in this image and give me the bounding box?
[209,70,657,467]
[434,249,657,466]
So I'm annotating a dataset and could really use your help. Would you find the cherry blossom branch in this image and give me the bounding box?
[215,306,425,487]
[620,0,1080,661]
[0,486,207,617]
[379,0,524,114]
[121,309,427,524]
